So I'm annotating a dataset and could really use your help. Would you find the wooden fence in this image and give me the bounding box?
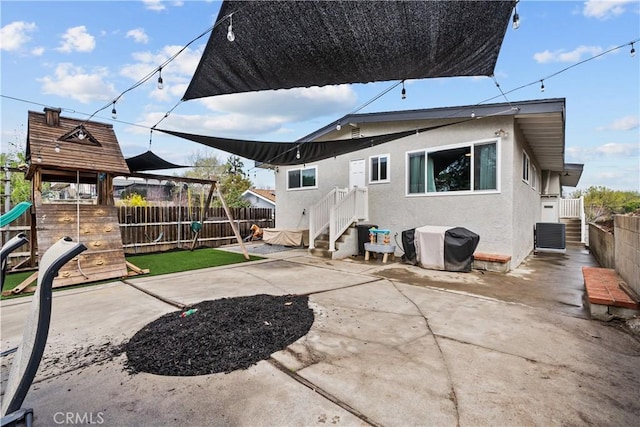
[1,205,275,267]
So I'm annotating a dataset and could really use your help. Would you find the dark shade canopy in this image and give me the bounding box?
[183,0,516,100]
[157,122,463,166]
[125,150,187,172]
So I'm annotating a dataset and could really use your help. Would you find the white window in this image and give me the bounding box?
[369,154,390,183]
[522,151,530,183]
[407,140,498,195]
[287,166,317,190]
[531,164,537,190]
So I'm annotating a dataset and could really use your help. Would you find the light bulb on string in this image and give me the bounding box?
[471,111,476,118]
[512,11,520,30]
[631,43,636,57]
[227,14,235,42]
[401,80,406,99]
[54,143,60,153]
[77,129,86,140]
[336,121,342,131]
[111,102,117,119]
[157,68,164,90]
[296,146,301,160]
[540,80,545,92]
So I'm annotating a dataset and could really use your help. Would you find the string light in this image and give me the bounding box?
[336,121,342,131]
[227,14,235,42]
[157,67,164,90]
[77,129,86,140]
[401,80,406,99]
[111,102,117,120]
[295,146,301,160]
[471,111,476,118]
[631,42,636,57]
[512,2,520,30]
[540,80,545,92]
[54,143,61,153]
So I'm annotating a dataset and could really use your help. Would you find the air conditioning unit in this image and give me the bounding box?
[535,222,566,253]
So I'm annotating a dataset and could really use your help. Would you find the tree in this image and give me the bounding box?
[1,152,31,204]
[180,152,253,209]
[216,156,252,208]
[570,186,640,222]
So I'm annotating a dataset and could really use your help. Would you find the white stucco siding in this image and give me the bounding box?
[276,117,521,260]
[510,127,543,266]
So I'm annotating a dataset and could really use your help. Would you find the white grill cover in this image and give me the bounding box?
[414,225,453,270]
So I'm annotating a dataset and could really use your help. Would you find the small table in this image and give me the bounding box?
[364,243,396,263]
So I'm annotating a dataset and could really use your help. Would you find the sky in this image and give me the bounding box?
[1,0,639,192]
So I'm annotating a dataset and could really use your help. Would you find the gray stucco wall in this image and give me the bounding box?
[276,116,543,268]
[588,223,615,269]
[614,215,640,296]
[510,125,542,266]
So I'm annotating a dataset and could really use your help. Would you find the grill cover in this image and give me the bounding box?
[414,225,479,272]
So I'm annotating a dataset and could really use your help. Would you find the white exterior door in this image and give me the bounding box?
[541,198,558,222]
[349,159,366,189]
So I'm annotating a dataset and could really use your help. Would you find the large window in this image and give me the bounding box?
[369,154,390,183]
[287,166,317,190]
[407,140,498,195]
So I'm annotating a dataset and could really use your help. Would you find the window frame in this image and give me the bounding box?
[531,164,537,191]
[286,165,318,191]
[405,138,500,197]
[522,151,530,184]
[368,153,390,184]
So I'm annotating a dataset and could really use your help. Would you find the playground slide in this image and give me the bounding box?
[0,202,32,228]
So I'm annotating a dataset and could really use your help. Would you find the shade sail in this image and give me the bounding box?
[183,0,515,100]
[157,122,463,166]
[125,150,187,172]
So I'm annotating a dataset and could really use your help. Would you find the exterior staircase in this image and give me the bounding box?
[561,218,583,246]
[309,224,358,260]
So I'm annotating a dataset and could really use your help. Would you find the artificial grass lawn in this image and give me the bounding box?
[2,248,263,295]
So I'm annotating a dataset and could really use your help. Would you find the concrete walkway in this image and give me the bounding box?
[1,245,639,426]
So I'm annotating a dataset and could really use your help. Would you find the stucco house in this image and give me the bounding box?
[242,188,276,210]
[273,98,583,270]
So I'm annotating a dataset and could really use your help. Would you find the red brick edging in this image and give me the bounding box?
[582,266,638,309]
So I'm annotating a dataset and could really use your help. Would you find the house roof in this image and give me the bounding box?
[302,98,570,172]
[242,188,276,205]
[560,163,584,188]
[26,109,130,179]
[183,0,515,100]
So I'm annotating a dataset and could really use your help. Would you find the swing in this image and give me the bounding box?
[143,182,164,243]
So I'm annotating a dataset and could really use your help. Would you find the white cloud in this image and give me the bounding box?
[0,21,37,51]
[601,115,640,131]
[126,28,149,44]
[533,45,603,63]
[595,142,639,156]
[142,0,165,11]
[31,46,45,56]
[583,0,635,19]
[56,26,96,53]
[566,142,639,162]
[199,85,358,123]
[38,63,117,103]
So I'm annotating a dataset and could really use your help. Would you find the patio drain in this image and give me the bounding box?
[124,294,314,376]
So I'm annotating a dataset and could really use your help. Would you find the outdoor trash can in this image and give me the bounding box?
[356,223,377,256]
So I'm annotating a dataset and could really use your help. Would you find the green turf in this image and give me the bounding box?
[2,248,263,297]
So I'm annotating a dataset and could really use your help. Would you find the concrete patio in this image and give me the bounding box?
[1,245,639,426]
